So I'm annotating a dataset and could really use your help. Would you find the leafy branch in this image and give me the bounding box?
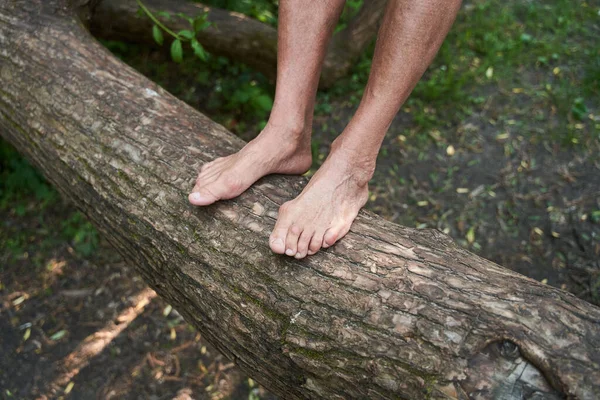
[136,0,212,63]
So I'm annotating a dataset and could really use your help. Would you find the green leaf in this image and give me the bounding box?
[171,39,183,63]
[571,97,587,121]
[50,330,67,341]
[163,304,173,317]
[152,25,164,46]
[253,94,273,112]
[466,226,475,244]
[191,39,208,61]
[156,11,171,20]
[520,33,533,43]
[176,12,194,25]
[193,16,211,33]
[178,29,195,40]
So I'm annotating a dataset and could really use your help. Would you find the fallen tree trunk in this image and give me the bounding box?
[1,1,599,399]
[88,0,386,88]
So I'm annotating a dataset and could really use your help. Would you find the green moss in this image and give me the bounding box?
[287,346,327,361]
[420,375,443,399]
[236,288,287,321]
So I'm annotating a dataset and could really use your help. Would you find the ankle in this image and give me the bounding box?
[328,139,376,186]
[264,118,310,139]
[260,118,311,154]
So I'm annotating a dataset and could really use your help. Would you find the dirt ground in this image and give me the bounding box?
[0,197,279,399]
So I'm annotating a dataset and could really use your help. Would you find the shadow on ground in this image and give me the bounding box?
[0,199,275,399]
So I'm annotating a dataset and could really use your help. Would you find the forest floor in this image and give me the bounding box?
[1,0,599,399]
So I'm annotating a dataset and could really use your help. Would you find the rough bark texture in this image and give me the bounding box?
[1,1,600,399]
[88,0,386,88]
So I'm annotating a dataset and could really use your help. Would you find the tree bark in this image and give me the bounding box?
[1,1,599,399]
[88,0,386,88]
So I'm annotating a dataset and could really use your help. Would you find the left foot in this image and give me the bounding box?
[269,144,372,258]
[188,123,312,206]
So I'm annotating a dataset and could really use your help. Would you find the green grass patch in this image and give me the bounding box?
[0,139,56,213]
[0,139,99,259]
[317,0,599,147]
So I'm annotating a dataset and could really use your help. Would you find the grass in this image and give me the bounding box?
[0,140,56,213]
[322,0,599,148]
[0,140,99,265]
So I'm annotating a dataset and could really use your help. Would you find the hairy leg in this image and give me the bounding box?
[270,0,462,258]
[189,0,345,206]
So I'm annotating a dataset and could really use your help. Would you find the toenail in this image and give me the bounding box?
[190,193,202,201]
[271,238,283,246]
[285,249,295,256]
[294,253,303,259]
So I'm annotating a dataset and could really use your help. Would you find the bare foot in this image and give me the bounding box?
[189,124,311,206]
[269,144,372,258]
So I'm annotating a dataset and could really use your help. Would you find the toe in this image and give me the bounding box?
[269,226,288,254]
[188,188,219,206]
[295,230,313,259]
[307,230,324,255]
[323,226,341,248]
[336,223,353,244]
[196,167,223,186]
[190,170,246,207]
[323,222,353,248]
[285,224,302,257]
[270,203,293,255]
[189,184,220,206]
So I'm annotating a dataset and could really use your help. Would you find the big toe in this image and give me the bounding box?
[269,228,288,254]
[189,187,220,206]
[269,236,286,254]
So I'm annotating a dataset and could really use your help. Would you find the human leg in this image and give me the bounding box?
[270,0,462,257]
[189,0,346,206]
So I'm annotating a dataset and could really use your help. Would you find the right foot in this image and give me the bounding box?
[268,143,371,258]
[188,124,312,206]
